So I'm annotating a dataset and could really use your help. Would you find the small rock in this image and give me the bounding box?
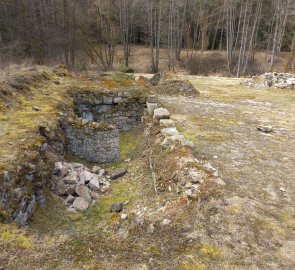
[90,191,99,200]
[279,187,286,192]
[114,97,123,104]
[110,203,123,213]
[188,169,202,183]
[79,170,95,184]
[63,171,79,185]
[72,197,89,212]
[162,219,171,226]
[75,185,91,203]
[32,106,40,111]
[153,107,170,120]
[100,182,111,193]
[25,173,34,181]
[146,102,158,116]
[159,119,175,128]
[98,169,106,176]
[185,189,193,197]
[161,127,180,137]
[147,223,155,234]
[120,213,128,220]
[65,195,75,204]
[88,175,100,191]
[258,125,273,133]
[91,166,101,174]
[53,162,69,177]
[111,168,127,180]
[55,181,70,196]
[134,216,144,226]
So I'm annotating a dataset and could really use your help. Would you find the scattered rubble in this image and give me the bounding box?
[243,72,295,89]
[143,94,222,199]
[52,162,127,212]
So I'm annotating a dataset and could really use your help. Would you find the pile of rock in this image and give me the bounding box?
[148,72,199,96]
[243,72,295,89]
[144,95,224,198]
[52,162,127,213]
[156,80,199,97]
[152,106,194,149]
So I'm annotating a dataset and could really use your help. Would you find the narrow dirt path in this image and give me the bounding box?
[159,80,295,269]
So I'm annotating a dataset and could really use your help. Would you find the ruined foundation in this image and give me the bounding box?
[66,121,120,163]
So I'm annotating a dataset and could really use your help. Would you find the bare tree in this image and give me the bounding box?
[147,0,163,73]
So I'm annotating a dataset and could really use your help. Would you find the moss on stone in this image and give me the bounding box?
[67,118,114,130]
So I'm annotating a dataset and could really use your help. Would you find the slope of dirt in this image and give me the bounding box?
[158,76,295,269]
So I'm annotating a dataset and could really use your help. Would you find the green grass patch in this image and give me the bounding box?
[0,114,8,121]
[120,128,144,161]
[113,72,134,83]
[176,124,199,146]
[199,244,221,259]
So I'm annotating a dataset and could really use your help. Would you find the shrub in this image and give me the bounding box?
[119,64,134,73]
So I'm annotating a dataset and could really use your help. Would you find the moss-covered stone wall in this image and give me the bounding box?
[65,120,120,163]
[72,91,146,131]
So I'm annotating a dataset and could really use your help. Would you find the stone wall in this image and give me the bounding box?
[72,91,146,131]
[144,95,224,198]
[0,123,66,226]
[66,121,120,163]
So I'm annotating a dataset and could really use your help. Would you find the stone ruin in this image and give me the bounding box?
[53,161,127,213]
[66,119,120,163]
[73,90,146,132]
[243,72,295,89]
[66,90,147,163]
[144,95,223,198]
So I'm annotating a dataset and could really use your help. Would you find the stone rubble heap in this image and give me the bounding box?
[145,95,224,198]
[52,161,127,213]
[243,72,295,89]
